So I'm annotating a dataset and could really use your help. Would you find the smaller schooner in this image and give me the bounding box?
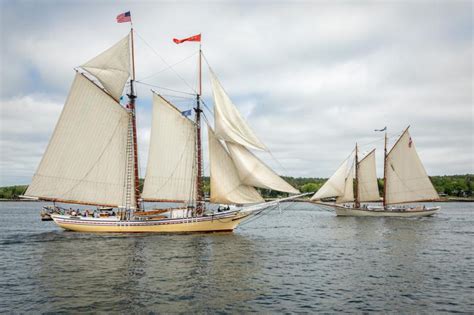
[311,127,440,217]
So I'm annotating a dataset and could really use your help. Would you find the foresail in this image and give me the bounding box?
[336,164,354,204]
[385,129,439,204]
[142,94,196,202]
[208,128,264,204]
[25,73,132,207]
[226,142,299,194]
[210,71,267,151]
[81,34,130,101]
[358,149,380,202]
[311,159,349,200]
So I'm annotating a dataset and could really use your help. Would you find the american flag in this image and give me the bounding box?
[116,11,131,23]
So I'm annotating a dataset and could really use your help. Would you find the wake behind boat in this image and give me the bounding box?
[311,127,440,217]
[22,23,301,232]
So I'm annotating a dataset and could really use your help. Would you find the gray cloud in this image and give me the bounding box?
[0,0,472,186]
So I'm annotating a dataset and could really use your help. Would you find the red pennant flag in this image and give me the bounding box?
[173,34,201,44]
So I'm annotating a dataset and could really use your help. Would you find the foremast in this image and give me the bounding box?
[383,130,388,208]
[126,28,141,213]
[354,143,360,208]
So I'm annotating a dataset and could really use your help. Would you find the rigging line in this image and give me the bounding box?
[135,81,196,96]
[134,30,197,94]
[137,51,199,82]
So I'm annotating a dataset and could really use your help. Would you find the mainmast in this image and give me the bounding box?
[383,131,388,208]
[354,143,360,208]
[195,46,204,215]
[128,28,141,211]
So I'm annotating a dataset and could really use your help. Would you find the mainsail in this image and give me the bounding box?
[208,129,264,204]
[210,71,267,151]
[226,142,299,194]
[142,94,196,202]
[25,74,133,207]
[336,163,355,203]
[357,149,380,202]
[311,159,349,200]
[385,128,439,204]
[81,35,131,101]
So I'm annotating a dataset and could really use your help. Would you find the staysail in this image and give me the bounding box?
[226,142,299,194]
[336,163,355,203]
[142,94,196,202]
[208,129,264,204]
[81,34,131,101]
[311,159,349,200]
[210,71,267,151]
[25,74,133,207]
[357,149,380,202]
[385,128,439,204]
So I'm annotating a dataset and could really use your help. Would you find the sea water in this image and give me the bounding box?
[0,201,472,313]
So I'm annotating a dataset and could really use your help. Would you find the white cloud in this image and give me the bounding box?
[0,0,472,185]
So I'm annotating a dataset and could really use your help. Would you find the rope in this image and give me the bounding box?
[134,29,197,94]
[137,51,198,82]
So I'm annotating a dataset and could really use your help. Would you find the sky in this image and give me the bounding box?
[0,0,472,186]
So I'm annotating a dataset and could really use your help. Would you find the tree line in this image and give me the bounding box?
[1,174,472,200]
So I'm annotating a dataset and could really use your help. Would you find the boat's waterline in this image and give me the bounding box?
[334,206,440,217]
[51,211,253,233]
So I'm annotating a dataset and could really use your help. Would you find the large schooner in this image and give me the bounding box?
[23,30,302,232]
[311,127,440,217]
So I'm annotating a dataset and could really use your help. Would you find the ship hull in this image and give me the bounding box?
[51,211,252,233]
[334,205,440,217]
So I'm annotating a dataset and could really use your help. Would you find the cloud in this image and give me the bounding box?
[0,0,472,186]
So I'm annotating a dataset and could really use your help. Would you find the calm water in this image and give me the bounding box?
[0,201,472,313]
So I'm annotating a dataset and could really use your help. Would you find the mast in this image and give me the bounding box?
[129,28,141,211]
[195,46,204,215]
[383,131,388,207]
[354,143,360,208]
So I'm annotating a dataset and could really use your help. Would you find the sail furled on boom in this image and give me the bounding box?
[336,163,355,204]
[226,142,299,194]
[81,34,131,101]
[210,71,267,151]
[311,159,349,201]
[142,94,196,202]
[385,129,439,204]
[25,74,132,207]
[208,128,264,204]
[357,149,380,202]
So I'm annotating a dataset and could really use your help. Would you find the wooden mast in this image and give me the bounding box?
[383,131,388,208]
[354,143,360,208]
[195,45,204,215]
[129,27,141,211]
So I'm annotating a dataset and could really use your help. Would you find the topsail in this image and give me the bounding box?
[81,35,131,101]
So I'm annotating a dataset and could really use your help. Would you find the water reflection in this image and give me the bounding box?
[36,231,262,312]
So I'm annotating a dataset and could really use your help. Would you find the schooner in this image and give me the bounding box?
[311,127,440,217]
[23,30,302,232]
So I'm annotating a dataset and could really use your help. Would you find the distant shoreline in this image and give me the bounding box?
[1,198,472,203]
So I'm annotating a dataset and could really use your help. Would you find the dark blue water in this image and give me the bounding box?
[0,201,472,313]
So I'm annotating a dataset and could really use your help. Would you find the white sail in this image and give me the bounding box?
[25,73,133,207]
[226,142,299,194]
[210,71,267,151]
[142,94,196,202]
[208,128,264,204]
[311,159,349,200]
[357,149,380,202]
[336,164,354,203]
[81,34,130,101]
[385,129,439,204]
